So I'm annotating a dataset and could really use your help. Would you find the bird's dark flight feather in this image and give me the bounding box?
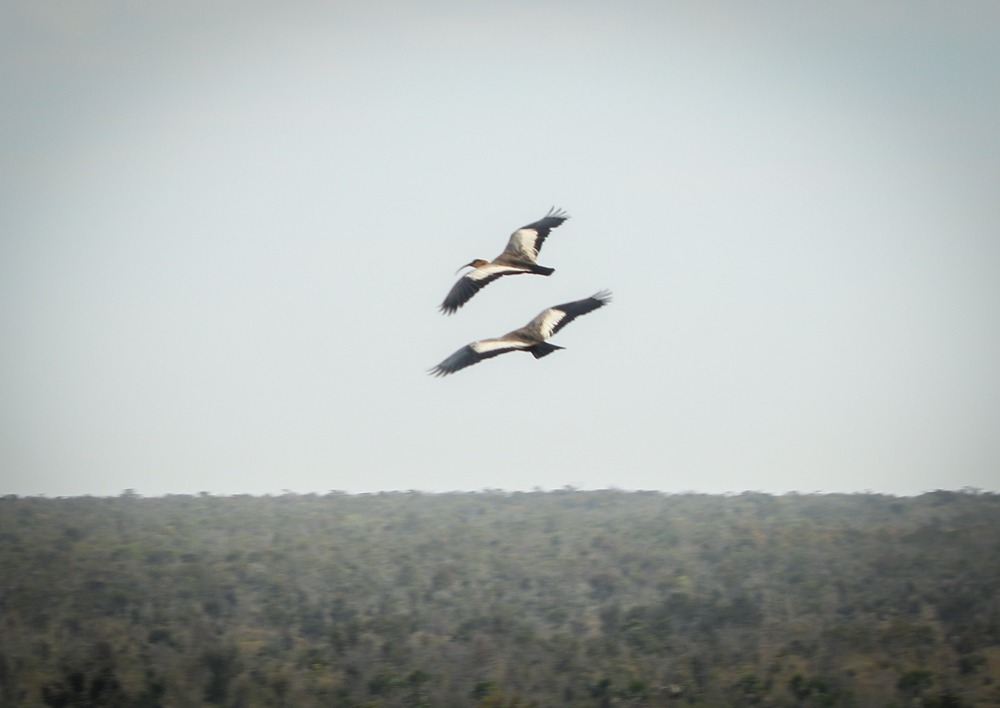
[547,290,613,337]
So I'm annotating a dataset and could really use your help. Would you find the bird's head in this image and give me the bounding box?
[456,258,489,274]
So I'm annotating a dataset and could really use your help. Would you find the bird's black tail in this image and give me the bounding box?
[531,264,555,276]
[529,342,564,359]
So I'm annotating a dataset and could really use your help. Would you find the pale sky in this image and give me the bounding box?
[2,1,999,497]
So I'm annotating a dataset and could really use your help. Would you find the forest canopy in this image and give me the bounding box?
[1,488,998,706]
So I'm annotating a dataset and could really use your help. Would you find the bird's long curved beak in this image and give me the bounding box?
[455,261,477,275]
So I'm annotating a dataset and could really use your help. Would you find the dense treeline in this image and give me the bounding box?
[1,489,998,706]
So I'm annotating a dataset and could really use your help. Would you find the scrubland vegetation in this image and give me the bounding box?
[1,488,998,706]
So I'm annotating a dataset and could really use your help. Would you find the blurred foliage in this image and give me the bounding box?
[1,488,999,706]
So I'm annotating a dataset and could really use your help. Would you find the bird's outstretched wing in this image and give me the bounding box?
[503,207,569,261]
[439,263,534,314]
[528,290,613,340]
[429,338,532,377]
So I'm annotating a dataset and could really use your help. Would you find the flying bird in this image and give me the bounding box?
[439,207,570,314]
[430,290,612,377]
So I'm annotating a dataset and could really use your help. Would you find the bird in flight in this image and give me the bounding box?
[439,207,570,315]
[430,290,611,376]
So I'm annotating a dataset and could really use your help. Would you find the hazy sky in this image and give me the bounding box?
[3,1,999,497]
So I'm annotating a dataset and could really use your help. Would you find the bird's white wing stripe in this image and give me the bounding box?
[467,263,528,281]
[507,229,539,258]
[471,338,531,354]
[535,308,567,339]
